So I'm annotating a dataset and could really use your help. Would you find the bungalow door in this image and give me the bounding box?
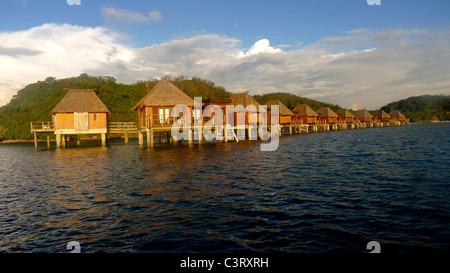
[74,112,89,131]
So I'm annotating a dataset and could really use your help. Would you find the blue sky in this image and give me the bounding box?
[1,0,449,109]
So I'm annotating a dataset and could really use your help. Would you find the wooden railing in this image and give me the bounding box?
[31,121,54,132]
[143,116,224,128]
[109,122,137,132]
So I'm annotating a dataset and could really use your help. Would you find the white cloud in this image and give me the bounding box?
[0,23,449,110]
[242,39,282,56]
[101,7,162,24]
[148,10,163,23]
[0,23,134,105]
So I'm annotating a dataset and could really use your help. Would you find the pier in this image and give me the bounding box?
[30,118,410,149]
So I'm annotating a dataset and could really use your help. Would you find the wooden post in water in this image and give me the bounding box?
[47,133,50,148]
[61,135,66,148]
[139,132,143,145]
[224,126,228,143]
[101,133,107,146]
[147,129,153,148]
[56,133,61,148]
[187,129,192,145]
[124,131,129,144]
[34,132,38,149]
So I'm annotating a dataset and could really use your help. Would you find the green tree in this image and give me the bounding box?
[0,124,8,141]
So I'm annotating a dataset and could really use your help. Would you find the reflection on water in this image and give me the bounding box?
[0,123,449,253]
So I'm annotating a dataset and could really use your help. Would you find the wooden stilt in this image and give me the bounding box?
[34,132,38,149]
[61,135,66,148]
[47,133,50,148]
[56,134,61,148]
[101,133,107,146]
[150,130,154,148]
[139,132,143,146]
[188,129,193,145]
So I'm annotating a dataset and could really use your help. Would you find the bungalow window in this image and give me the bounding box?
[93,113,98,122]
[159,108,170,124]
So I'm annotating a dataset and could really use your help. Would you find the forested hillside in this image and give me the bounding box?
[0,74,231,140]
[380,94,450,123]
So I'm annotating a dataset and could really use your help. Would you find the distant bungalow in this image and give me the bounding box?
[228,92,264,125]
[389,110,406,122]
[265,100,294,125]
[316,107,338,124]
[373,110,391,122]
[51,89,110,147]
[336,108,356,123]
[228,92,267,139]
[202,98,232,126]
[292,104,318,125]
[430,115,440,123]
[355,109,374,123]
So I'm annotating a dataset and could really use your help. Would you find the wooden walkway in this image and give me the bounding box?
[30,119,410,149]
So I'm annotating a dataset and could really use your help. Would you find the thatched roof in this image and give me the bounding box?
[265,100,294,116]
[389,110,405,118]
[51,89,110,114]
[132,79,194,110]
[336,108,355,118]
[355,109,373,118]
[373,110,391,118]
[316,107,338,117]
[228,92,263,112]
[292,104,318,117]
[228,92,260,107]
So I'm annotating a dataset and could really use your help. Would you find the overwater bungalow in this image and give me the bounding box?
[336,108,356,123]
[389,110,406,122]
[292,104,318,125]
[50,89,110,147]
[265,100,294,125]
[228,92,263,124]
[373,110,391,122]
[316,107,339,124]
[355,109,374,123]
[202,98,232,126]
[228,92,265,139]
[132,79,195,146]
[132,79,194,128]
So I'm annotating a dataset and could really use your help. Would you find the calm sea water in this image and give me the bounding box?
[0,123,449,253]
